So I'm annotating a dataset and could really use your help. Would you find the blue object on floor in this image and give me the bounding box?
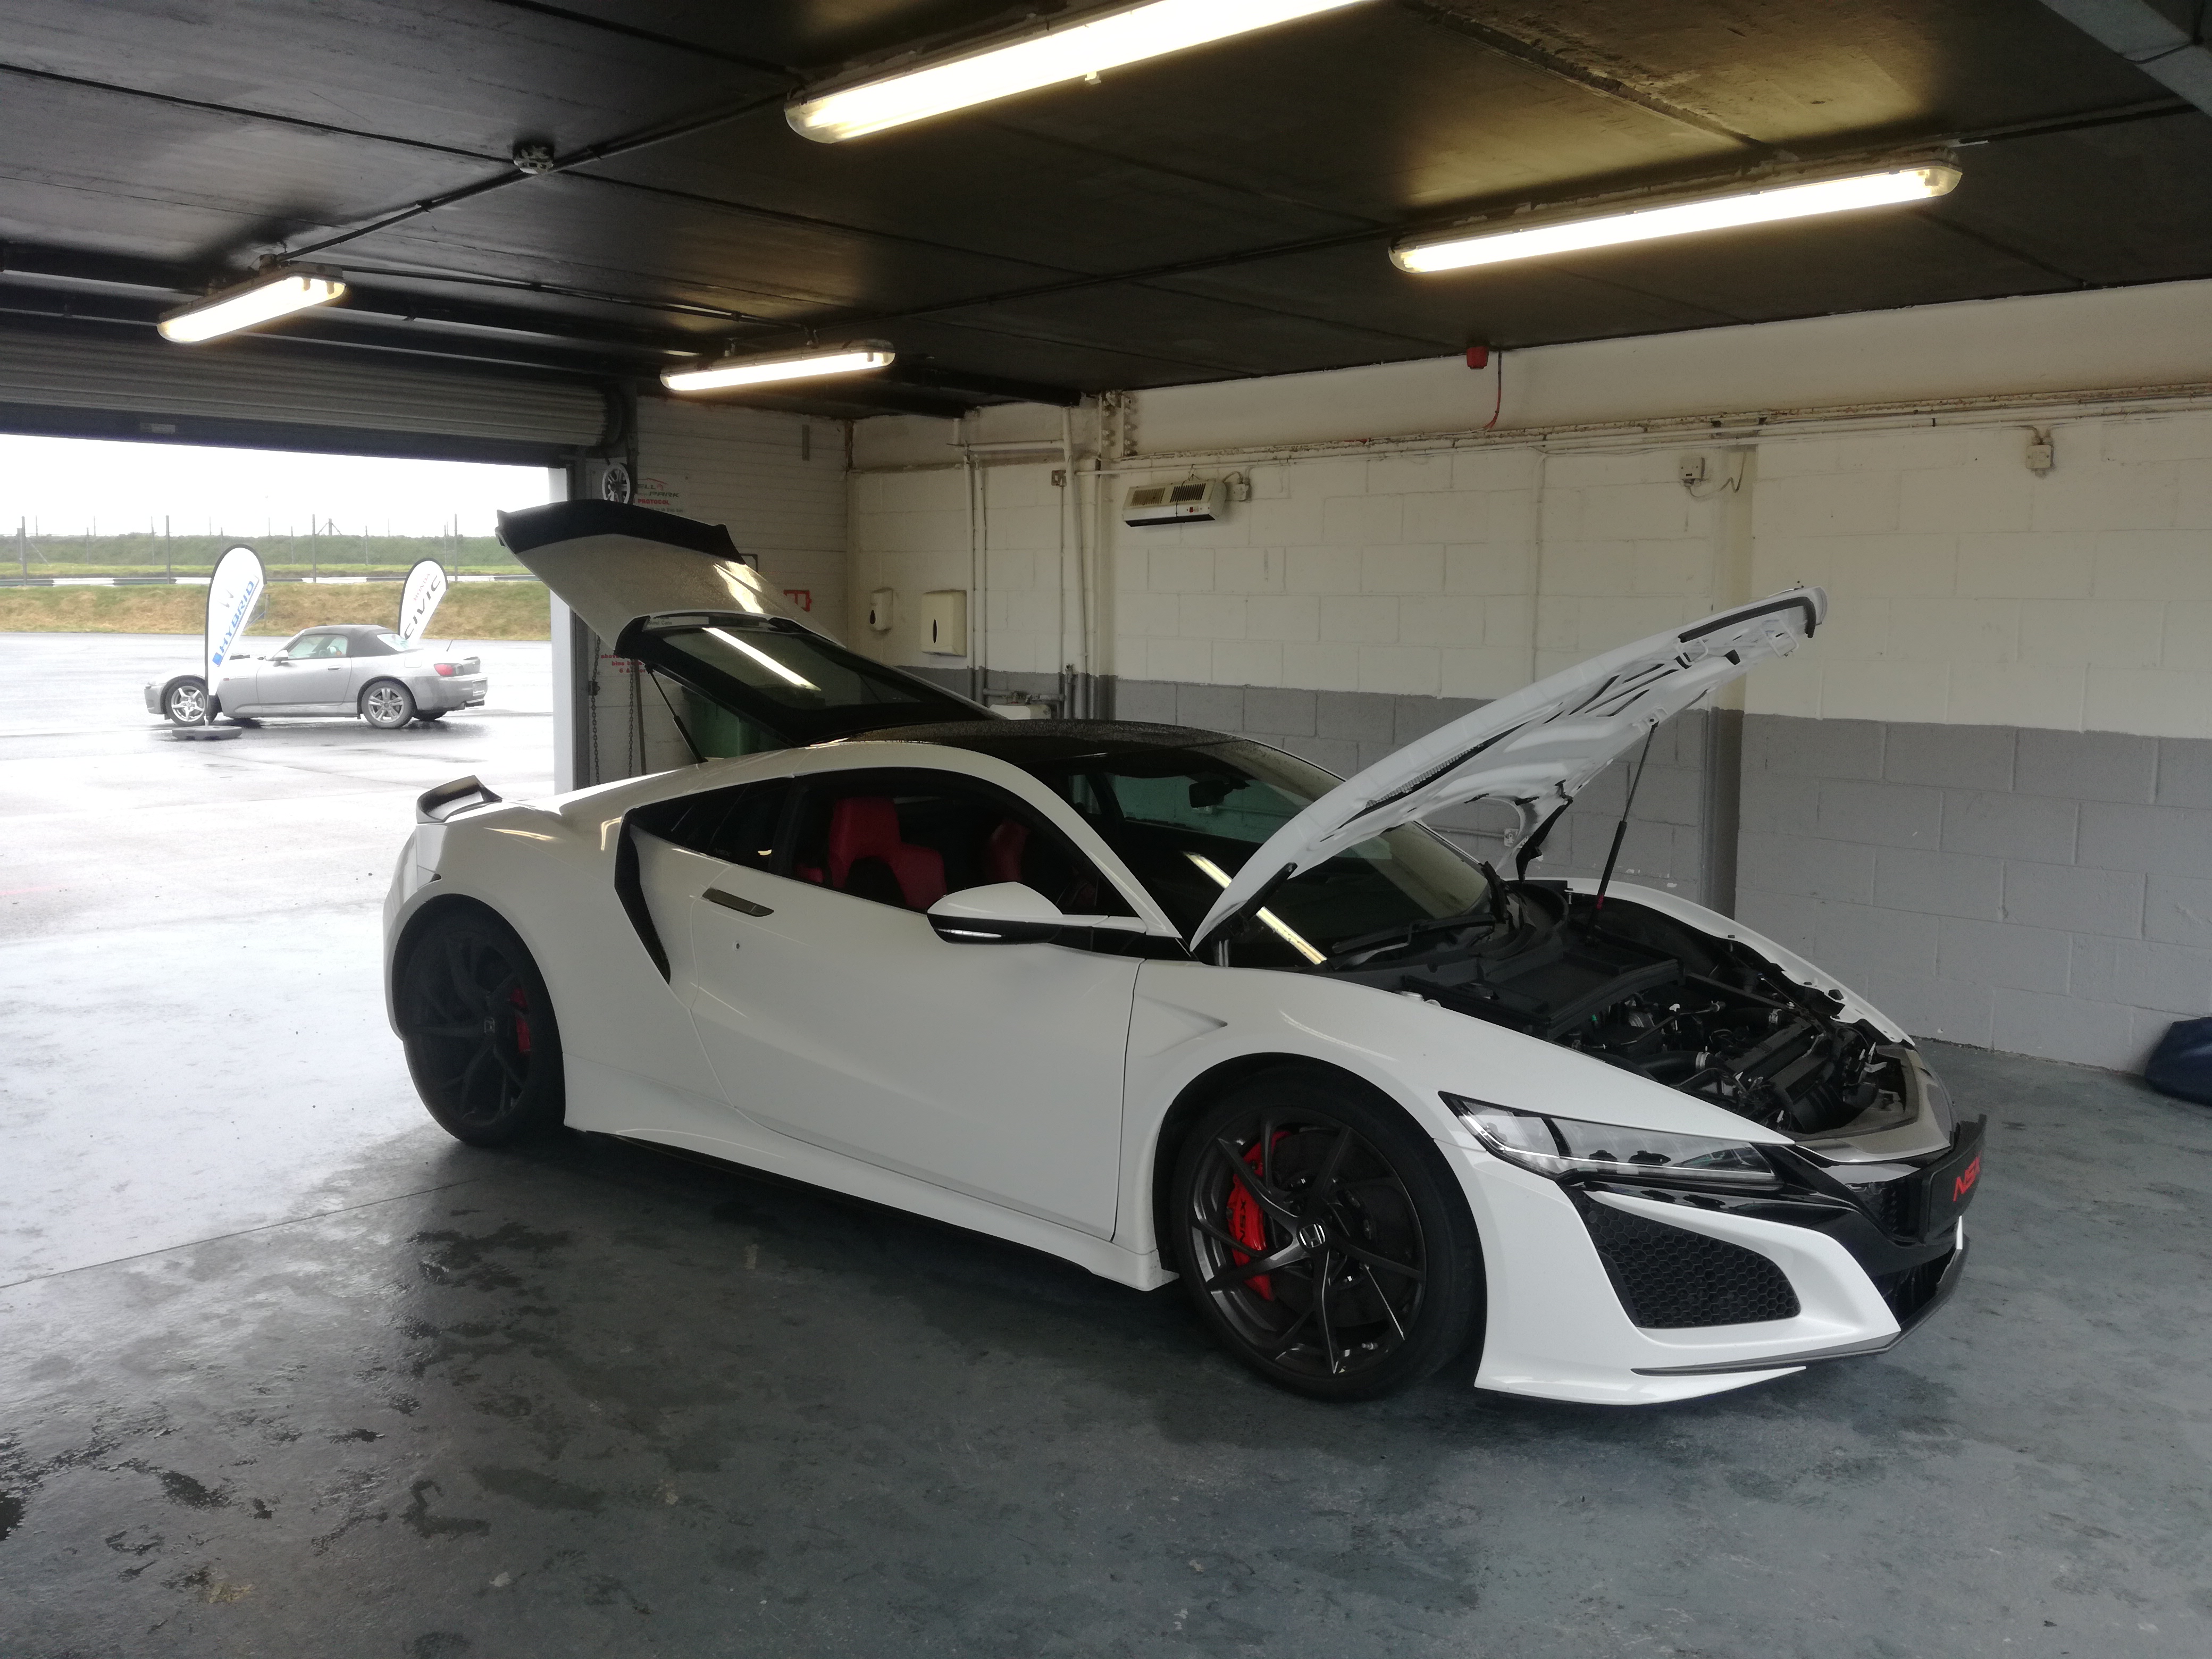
[2144,1016,2212,1105]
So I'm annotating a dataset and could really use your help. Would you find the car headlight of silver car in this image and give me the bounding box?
[1443,1095,1780,1189]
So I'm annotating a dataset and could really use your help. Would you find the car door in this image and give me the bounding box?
[636,766,1142,1240]
[257,631,350,711]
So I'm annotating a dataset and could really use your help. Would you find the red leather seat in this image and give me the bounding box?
[826,796,945,910]
[985,817,1029,885]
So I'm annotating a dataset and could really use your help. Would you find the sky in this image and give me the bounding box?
[0,435,555,538]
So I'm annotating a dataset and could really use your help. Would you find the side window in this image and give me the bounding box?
[639,778,792,872]
[789,770,1132,916]
[291,633,346,659]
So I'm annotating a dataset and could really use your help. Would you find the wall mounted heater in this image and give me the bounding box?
[1124,479,1227,527]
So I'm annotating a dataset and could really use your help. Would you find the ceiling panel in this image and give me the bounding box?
[0,0,2204,408]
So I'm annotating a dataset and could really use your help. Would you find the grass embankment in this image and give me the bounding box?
[24,563,523,579]
[0,582,551,640]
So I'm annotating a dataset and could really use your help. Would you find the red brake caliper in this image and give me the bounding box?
[1226,1137,1283,1300]
[509,986,532,1055]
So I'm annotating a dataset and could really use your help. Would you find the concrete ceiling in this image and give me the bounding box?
[0,0,2206,417]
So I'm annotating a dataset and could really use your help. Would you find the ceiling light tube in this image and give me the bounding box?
[787,0,1373,143]
[661,341,896,393]
[1393,161,1963,275]
[158,266,347,343]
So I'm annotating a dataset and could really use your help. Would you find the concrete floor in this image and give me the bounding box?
[3,632,2209,1658]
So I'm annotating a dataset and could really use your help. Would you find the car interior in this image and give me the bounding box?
[635,769,1126,919]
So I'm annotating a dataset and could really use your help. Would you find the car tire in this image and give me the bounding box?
[1168,1068,1483,1401]
[161,676,210,725]
[361,678,416,729]
[395,906,565,1147]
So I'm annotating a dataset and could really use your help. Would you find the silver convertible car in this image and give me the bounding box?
[383,502,1980,1404]
[147,623,487,728]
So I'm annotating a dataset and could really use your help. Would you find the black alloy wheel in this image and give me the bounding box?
[1170,1071,1483,1401]
[397,908,564,1146]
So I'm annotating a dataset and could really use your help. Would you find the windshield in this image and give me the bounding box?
[622,614,981,748]
[1016,739,1494,968]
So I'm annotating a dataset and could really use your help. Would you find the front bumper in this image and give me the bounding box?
[143,682,159,714]
[1451,1119,1980,1404]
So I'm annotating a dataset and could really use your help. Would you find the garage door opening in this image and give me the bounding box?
[0,434,558,640]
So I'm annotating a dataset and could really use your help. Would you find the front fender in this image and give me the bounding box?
[1112,959,1790,1260]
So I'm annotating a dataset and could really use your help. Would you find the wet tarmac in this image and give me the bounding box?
[3,633,2209,1657]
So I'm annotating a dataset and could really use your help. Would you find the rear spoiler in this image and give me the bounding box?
[417,774,502,824]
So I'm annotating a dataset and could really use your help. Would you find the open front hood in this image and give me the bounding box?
[496,500,822,644]
[1192,588,1827,950]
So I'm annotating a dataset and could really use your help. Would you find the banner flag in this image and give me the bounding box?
[397,558,449,647]
[203,544,265,719]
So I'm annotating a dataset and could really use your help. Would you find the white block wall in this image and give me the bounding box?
[580,397,849,785]
[1747,418,2212,737]
[847,278,2212,1073]
[850,459,1076,681]
[634,395,848,632]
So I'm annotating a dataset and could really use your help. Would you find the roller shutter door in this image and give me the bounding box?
[0,329,608,463]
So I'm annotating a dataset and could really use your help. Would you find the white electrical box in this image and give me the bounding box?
[866,588,894,632]
[921,590,968,655]
[1124,479,1227,527]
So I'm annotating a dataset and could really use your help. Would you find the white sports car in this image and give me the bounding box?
[383,502,1980,1404]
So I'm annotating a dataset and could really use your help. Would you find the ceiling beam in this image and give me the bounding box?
[0,60,495,163]
[884,363,1084,407]
[475,0,795,75]
[1396,1,1768,150]
[0,244,693,362]
[2034,0,2212,116]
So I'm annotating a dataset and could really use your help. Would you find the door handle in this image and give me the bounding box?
[703,887,773,917]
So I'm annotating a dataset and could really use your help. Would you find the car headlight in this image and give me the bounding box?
[1443,1095,1779,1188]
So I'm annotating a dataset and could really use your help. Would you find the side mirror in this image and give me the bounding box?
[926,883,1150,945]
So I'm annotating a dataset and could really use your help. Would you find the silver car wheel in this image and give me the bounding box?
[362,682,414,729]
[165,683,206,724]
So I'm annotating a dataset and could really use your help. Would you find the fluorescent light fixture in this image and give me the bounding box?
[1393,162,1963,274]
[158,267,347,342]
[787,0,1373,143]
[1186,852,1323,965]
[661,341,895,393]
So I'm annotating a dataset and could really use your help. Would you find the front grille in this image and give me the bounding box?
[1859,1177,1913,1236]
[1584,1202,1802,1329]
[1874,1250,1953,1322]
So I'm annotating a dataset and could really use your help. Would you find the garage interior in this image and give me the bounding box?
[4,2,2212,1654]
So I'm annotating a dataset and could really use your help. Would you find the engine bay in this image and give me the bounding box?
[1325,883,1909,1139]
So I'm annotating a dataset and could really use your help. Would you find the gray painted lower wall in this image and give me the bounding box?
[920,667,2206,1074]
[1735,715,2210,1074]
